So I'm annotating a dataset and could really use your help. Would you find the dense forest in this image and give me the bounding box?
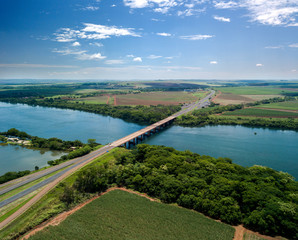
[62,144,297,239]
[0,98,181,124]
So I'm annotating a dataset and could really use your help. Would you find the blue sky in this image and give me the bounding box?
[0,0,297,80]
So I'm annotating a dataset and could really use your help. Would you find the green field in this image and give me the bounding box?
[75,95,109,104]
[115,91,200,105]
[28,190,235,240]
[255,100,298,111]
[222,108,298,118]
[217,86,294,95]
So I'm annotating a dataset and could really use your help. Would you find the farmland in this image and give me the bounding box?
[73,95,112,105]
[28,190,235,240]
[254,100,298,111]
[217,86,292,95]
[222,108,298,118]
[77,91,207,106]
[213,86,298,105]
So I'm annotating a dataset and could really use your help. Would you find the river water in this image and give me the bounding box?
[0,102,297,178]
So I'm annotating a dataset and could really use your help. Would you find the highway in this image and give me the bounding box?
[0,90,215,229]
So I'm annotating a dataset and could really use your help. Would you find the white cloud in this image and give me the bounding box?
[126,54,135,58]
[180,34,214,40]
[54,24,140,42]
[165,56,173,59]
[111,4,117,7]
[185,3,194,8]
[177,7,206,17]
[133,57,142,62]
[124,0,149,8]
[123,0,180,14]
[265,45,283,49]
[89,42,104,47]
[256,63,264,67]
[214,0,298,26]
[288,22,298,26]
[72,41,81,47]
[214,1,238,9]
[289,43,298,47]
[105,60,125,64]
[82,23,141,38]
[123,0,208,15]
[53,48,106,60]
[291,69,297,72]
[54,28,79,42]
[53,49,86,55]
[151,18,164,21]
[77,53,106,60]
[210,61,218,64]
[82,6,99,11]
[156,32,171,37]
[213,16,231,22]
[147,55,162,59]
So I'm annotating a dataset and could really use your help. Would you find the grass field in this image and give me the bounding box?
[28,190,235,240]
[77,91,205,106]
[75,95,109,104]
[213,94,285,105]
[115,91,200,106]
[254,100,298,111]
[217,86,290,95]
[213,86,298,105]
[70,91,208,106]
[222,108,298,118]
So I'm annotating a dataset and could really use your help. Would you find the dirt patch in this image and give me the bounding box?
[233,225,245,240]
[21,187,157,240]
[213,93,253,105]
[113,95,117,106]
[211,91,222,102]
[106,95,110,104]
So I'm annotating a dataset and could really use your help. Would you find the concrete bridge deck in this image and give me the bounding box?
[110,116,176,147]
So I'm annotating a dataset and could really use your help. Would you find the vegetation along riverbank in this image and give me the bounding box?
[0,129,100,184]
[176,97,298,130]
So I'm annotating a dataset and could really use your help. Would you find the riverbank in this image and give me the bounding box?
[0,129,101,184]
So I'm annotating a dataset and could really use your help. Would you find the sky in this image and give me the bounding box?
[0,0,297,80]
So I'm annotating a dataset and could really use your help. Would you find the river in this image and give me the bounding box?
[0,102,297,178]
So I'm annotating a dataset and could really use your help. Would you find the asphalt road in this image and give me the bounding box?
[0,145,114,208]
[0,90,215,229]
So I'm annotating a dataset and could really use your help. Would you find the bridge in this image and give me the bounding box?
[0,90,215,229]
[112,90,215,148]
[111,116,175,148]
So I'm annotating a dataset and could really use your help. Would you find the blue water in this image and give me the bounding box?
[0,102,144,143]
[0,144,65,175]
[0,102,297,179]
[143,125,298,179]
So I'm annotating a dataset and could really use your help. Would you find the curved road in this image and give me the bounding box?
[0,90,215,229]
